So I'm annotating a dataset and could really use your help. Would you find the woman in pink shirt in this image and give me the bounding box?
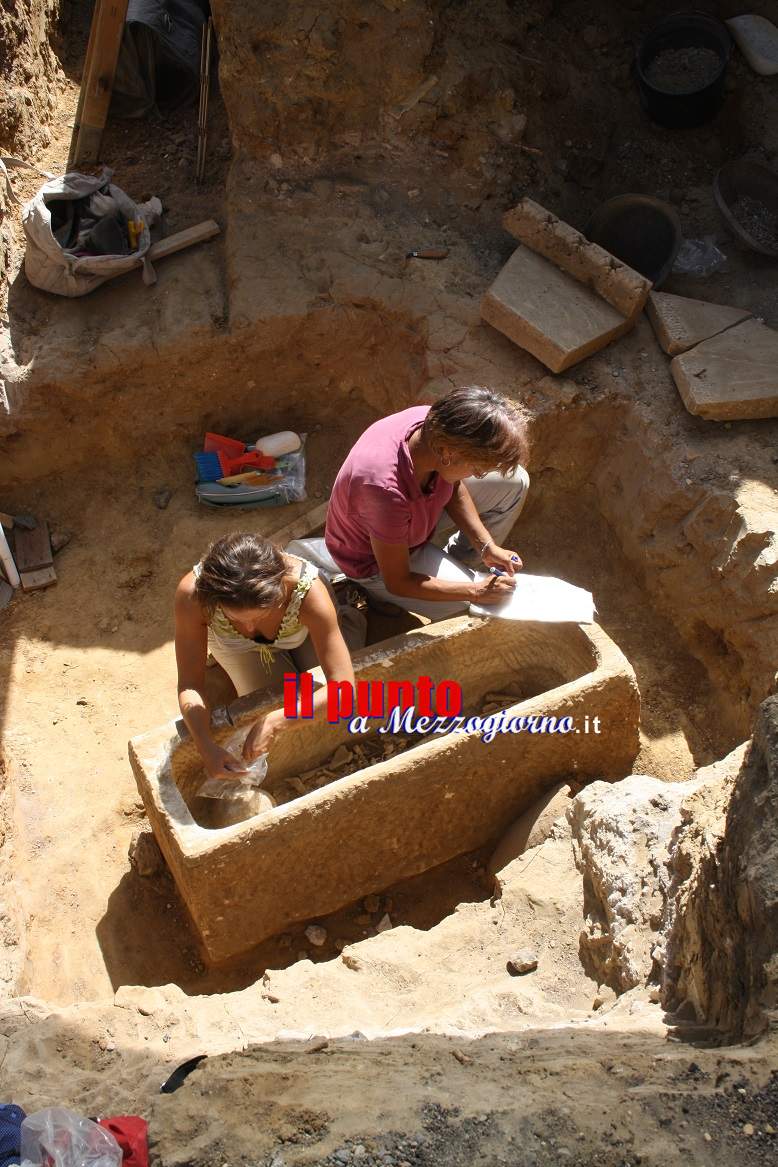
[323,386,530,619]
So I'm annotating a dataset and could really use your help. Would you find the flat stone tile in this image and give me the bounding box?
[647,291,751,355]
[671,317,778,420]
[481,246,632,373]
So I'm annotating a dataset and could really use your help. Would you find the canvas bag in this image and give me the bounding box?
[21,167,160,297]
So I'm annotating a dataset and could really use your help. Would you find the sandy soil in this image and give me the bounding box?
[1,999,777,1167]
[1,436,733,1008]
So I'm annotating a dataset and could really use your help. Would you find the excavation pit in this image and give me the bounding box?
[129,614,639,964]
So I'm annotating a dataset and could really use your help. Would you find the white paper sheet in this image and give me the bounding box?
[469,572,595,623]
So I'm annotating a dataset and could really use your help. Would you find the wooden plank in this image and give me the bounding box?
[68,0,102,167]
[20,566,57,592]
[269,501,329,548]
[13,520,52,572]
[0,510,35,530]
[94,220,221,288]
[72,0,130,165]
[148,220,221,261]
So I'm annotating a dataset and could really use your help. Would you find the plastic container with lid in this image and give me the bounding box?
[252,430,302,457]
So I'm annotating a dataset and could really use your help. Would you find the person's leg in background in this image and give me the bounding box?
[288,602,368,673]
[436,464,530,566]
[283,538,343,580]
[355,542,472,622]
[348,470,529,623]
[283,537,368,659]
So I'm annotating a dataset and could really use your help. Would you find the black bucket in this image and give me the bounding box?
[585,195,682,288]
[636,12,731,129]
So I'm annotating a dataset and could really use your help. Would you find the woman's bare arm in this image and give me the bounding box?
[174,573,247,779]
[371,538,516,604]
[444,482,522,573]
[242,577,355,759]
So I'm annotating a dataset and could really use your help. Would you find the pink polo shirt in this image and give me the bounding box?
[325,406,453,579]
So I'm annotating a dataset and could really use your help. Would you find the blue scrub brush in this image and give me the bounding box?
[194,451,226,481]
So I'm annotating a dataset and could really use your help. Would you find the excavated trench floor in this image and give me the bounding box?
[1,23,774,1028]
[0,359,739,1010]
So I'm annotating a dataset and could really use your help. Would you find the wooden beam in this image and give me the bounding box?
[20,567,57,592]
[67,0,101,167]
[71,0,130,165]
[13,520,52,573]
[148,220,221,262]
[268,501,329,548]
[97,221,221,287]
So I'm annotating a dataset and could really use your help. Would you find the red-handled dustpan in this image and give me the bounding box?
[204,432,246,457]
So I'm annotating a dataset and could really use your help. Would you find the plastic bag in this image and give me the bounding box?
[195,437,307,508]
[198,726,268,799]
[672,236,727,277]
[21,1109,122,1167]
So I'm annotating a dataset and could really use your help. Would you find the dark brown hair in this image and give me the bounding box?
[195,533,287,614]
[422,386,529,472]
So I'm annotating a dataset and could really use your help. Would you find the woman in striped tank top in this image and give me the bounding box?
[175,532,365,782]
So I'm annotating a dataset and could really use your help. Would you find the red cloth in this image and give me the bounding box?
[97,1118,148,1167]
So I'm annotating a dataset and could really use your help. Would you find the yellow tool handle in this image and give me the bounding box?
[217,471,281,486]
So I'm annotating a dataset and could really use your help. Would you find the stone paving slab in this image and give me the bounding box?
[671,317,778,420]
[481,245,633,372]
[647,291,751,355]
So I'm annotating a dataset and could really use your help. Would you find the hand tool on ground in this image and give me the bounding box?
[406,247,450,259]
[196,18,213,184]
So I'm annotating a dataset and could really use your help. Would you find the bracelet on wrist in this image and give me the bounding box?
[479,538,493,559]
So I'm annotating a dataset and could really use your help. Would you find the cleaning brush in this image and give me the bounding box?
[194,448,277,482]
[194,450,227,481]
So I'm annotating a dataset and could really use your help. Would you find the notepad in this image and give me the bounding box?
[469,572,595,623]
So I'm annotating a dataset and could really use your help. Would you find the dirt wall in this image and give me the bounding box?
[209,0,556,207]
[0,0,63,288]
[0,0,61,157]
[664,697,778,1039]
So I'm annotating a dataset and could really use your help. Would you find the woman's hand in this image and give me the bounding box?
[201,743,248,782]
[243,709,287,761]
[471,572,517,604]
[482,544,523,575]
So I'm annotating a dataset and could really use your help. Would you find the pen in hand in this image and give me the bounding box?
[488,555,521,577]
